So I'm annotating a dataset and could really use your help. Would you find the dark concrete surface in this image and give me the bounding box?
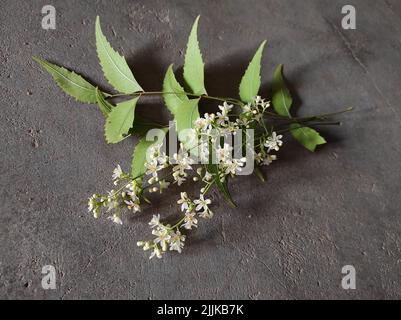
[1,0,401,299]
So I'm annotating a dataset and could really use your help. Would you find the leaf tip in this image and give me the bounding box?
[95,16,102,35]
[259,40,267,51]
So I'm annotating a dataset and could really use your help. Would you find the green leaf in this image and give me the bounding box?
[290,124,327,152]
[95,87,113,117]
[95,16,142,94]
[175,98,200,134]
[33,57,97,103]
[163,64,189,115]
[131,128,168,178]
[214,175,236,207]
[239,40,266,103]
[272,64,325,151]
[183,15,207,95]
[105,97,139,143]
[175,98,200,152]
[272,64,293,117]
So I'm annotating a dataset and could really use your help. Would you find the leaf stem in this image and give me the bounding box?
[108,91,244,106]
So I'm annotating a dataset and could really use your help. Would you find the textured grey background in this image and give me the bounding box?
[1,0,401,299]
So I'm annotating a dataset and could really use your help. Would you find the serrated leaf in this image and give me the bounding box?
[183,15,207,95]
[33,57,97,103]
[290,124,326,152]
[175,98,200,134]
[175,98,200,152]
[239,40,266,103]
[272,64,293,117]
[105,97,139,143]
[95,16,142,94]
[163,64,189,115]
[95,87,113,117]
[131,128,168,178]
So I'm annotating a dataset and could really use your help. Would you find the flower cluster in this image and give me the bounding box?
[88,96,284,259]
[137,190,212,259]
[88,168,143,224]
[137,214,186,259]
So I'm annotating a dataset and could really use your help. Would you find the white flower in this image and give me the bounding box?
[254,95,264,106]
[148,143,162,161]
[173,151,193,175]
[127,190,139,202]
[88,194,97,212]
[236,117,250,128]
[255,152,264,164]
[152,227,171,251]
[177,192,191,212]
[112,165,123,180]
[199,209,213,219]
[198,142,210,162]
[106,197,118,212]
[172,171,186,186]
[157,153,169,166]
[216,102,233,125]
[193,194,211,212]
[254,113,263,122]
[243,103,252,113]
[224,158,246,175]
[182,211,198,230]
[149,214,161,228]
[203,171,213,182]
[196,167,203,176]
[147,176,157,185]
[92,208,100,218]
[143,242,151,251]
[108,214,123,225]
[262,154,277,166]
[149,246,162,259]
[220,101,234,114]
[216,143,233,163]
[194,117,209,131]
[124,200,141,213]
[148,144,169,166]
[127,180,140,194]
[145,159,160,178]
[264,132,283,152]
[203,113,215,124]
[255,96,270,109]
[169,231,186,253]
